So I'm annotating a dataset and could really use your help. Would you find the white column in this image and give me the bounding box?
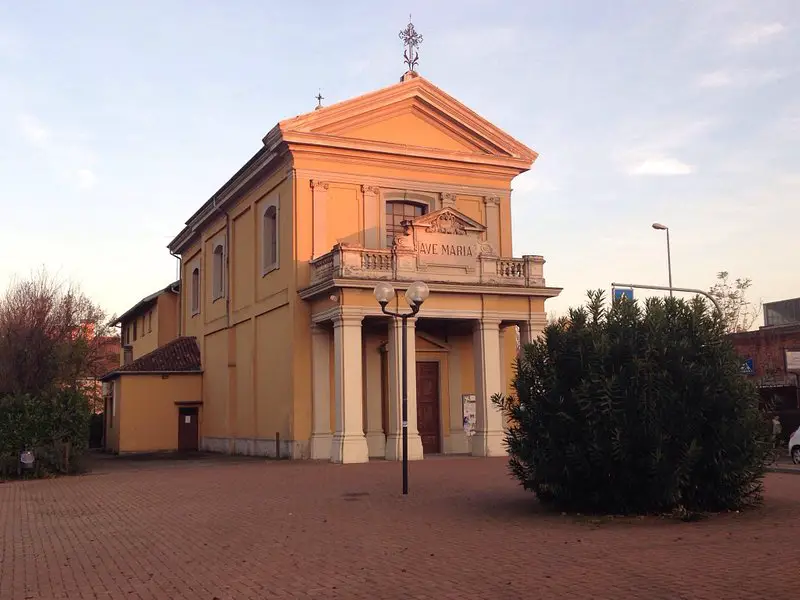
[483,196,501,253]
[385,317,424,461]
[331,314,369,463]
[310,180,330,259]
[310,324,332,459]
[472,318,506,457]
[363,337,386,457]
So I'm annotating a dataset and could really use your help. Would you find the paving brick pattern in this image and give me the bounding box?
[1,454,799,599]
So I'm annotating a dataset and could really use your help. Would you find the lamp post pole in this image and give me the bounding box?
[652,223,672,297]
[374,281,429,496]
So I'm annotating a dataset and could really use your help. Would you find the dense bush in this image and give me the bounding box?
[0,389,91,479]
[494,291,772,515]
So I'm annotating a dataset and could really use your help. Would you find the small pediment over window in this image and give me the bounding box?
[410,207,485,235]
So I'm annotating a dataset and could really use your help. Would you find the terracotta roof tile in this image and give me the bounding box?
[101,336,201,380]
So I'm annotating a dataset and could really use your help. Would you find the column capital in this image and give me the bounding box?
[483,195,501,206]
[475,317,501,329]
[361,184,381,195]
[333,310,364,327]
[310,179,329,191]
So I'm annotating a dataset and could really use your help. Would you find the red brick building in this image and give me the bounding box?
[728,322,800,436]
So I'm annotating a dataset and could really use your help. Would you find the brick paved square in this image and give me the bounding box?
[1,454,799,599]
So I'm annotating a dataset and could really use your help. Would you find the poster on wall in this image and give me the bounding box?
[462,394,476,436]
[786,350,800,372]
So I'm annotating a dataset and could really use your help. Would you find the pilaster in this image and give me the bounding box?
[310,180,330,259]
[310,324,332,459]
[483,195,501,253]
[363,335,386,458]
[441,191,457,209]
[362,185,381,249]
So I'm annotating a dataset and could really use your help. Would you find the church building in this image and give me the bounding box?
[161,23,561,463]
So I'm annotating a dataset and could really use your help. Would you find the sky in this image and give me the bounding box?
[1,0,798,323]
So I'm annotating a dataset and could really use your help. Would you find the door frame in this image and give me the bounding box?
[415,358,444,454]
[175,402,201,451]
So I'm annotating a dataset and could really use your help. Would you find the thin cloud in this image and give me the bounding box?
[75,169,97,190]
[696,68,785,89]
[730,22,785,46]
[17,113,50,146]
[628,157,694,176]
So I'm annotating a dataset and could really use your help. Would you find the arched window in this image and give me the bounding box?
[386,200,426,246]
[190,267,200,314]
[212,244,225,300]
[263,204,278,273]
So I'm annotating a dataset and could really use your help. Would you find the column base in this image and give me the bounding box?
[384,432,425,461]
[365,431,386,458]
[445,430,470,454]
[309,433,332,460]
[330,433,370,464]
[471,431,507,457]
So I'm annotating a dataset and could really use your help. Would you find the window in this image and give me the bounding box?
[212,243,225,300]
[190,267,200,314]
[386,200,426,247]
[133,319,137,341]
[147,311,152,333]
[262,204,279,273]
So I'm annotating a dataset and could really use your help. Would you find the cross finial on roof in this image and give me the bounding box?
[399,15,423,73]
[315,89,324,110]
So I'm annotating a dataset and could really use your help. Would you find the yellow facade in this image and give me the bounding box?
[103,374,202,453]
[165,71,560,462]
[117,283,180,364]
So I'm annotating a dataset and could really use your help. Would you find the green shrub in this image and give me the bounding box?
[493,291,772,515]
[0,389,91,479]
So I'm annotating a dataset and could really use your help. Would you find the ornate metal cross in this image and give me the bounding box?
[315,90,324,109]
[399,15,423,72]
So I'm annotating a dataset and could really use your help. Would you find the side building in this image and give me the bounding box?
[114,281,181,364]
[101,280,203,454]
[161,69,561,463]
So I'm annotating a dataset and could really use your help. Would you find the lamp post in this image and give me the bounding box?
[373,280,430,495]
[651,222,672,297]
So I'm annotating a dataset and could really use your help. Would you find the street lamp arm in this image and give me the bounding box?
[610,282,722,314]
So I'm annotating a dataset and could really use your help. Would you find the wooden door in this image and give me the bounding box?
[178,407,199,451]
[416,361,441,454]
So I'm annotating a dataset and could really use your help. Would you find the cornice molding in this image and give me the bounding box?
[293,168,511,198]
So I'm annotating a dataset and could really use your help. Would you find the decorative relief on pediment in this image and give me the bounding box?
[426,212,467,236]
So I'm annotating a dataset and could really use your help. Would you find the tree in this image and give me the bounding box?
[709,271,760,333]
[0,268,117,397]
[493,290,771,516]
[0,269,118,477]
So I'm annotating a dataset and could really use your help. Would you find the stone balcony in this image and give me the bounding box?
[302,207,551,296]
[308,244,546,289]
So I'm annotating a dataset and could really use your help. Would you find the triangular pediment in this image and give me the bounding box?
[277,76,537,166]
[411,207,486,234]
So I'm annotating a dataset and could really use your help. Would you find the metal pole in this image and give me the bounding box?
[401,315,408,495]
[610,282,722,314]
[666,228,673,297]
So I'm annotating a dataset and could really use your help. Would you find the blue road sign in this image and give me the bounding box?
[613,287,634,302]
[741,358,754,375]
